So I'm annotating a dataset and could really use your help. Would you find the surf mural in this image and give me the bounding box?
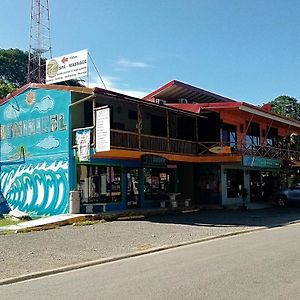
[0,88,71,216]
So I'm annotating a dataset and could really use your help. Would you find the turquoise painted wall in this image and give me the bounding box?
[0,88,71,216]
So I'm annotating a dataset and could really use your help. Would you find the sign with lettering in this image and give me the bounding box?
[243,156,281,168]
[95,107,110,152]
[142,155,168,168]
[46,49,88,84]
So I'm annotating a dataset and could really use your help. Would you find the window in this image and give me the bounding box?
[150,115,167,137]
[226,169,244,198]
[266,127,278,146]
[246,122,260,147]
[128,110,138,120]
[222,124,237,149]
[143,168,174,200]
[77,165,121,203]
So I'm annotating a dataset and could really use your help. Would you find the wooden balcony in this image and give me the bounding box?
[110,129,300,162]
[73,128,300,163]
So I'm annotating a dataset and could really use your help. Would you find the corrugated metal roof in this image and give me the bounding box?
[143,80,237,103]
[166,103,202,114]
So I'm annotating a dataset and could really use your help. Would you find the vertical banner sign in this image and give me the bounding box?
[76,129,91,161]
[95,107,110,152]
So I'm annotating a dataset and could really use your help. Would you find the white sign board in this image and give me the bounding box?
[95,107,110,152]
[46,49,88,84]
[75,129,91,161]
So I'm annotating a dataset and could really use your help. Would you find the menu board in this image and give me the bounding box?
[95,107,110,152]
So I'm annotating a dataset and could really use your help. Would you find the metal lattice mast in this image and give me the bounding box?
[27,0,52,83]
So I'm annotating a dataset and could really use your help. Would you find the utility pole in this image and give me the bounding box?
[27,0,52,83]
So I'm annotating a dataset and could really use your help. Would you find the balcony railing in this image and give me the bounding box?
[111,129,300,161]
[73,128,300,162]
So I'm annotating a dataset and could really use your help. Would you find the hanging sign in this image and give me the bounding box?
[76,129,91,161]
[243,155,281,168]
[141,155,168,168]
[95,106,110,152]
[46,49,88,84]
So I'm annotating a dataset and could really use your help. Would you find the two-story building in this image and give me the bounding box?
[144,80,300,206]
[1,81,300,216]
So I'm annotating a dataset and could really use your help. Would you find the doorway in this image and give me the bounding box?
[126,168,140,208]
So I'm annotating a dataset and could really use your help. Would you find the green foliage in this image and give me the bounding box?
[269,95,300,120]
[0,81,17,99]
[0,48,28,87]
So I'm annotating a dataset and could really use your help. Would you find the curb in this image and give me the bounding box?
[0,225,269,286]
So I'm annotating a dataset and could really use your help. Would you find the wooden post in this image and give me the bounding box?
[195,117,199,154]
[92,96,96,147]
[137,104,142,151]
[166,110,170,152]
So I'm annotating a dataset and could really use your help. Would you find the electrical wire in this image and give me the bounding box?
[88,52,107,90]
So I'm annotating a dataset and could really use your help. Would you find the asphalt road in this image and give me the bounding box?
[1,223,300,300]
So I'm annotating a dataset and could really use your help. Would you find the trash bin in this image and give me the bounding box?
[69,191,80,214]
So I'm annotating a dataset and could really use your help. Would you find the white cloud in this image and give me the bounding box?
[36,136,59,149]
[33,96,54,113]
[1,142,13,154]
[4,105,21,120]
[88,75,148,99]
[116,57,151,69]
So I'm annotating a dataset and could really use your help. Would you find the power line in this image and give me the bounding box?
[88,53,107,90]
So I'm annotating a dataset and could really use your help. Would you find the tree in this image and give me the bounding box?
[0,48,28,99]
[0,81,17,99]
[269,95,300,121]
[0,48,28,86]
[268,96,300,151]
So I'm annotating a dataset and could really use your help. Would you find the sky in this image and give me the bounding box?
[1,0,300,105]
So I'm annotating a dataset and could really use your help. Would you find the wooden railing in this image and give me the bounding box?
[73,128,300,161]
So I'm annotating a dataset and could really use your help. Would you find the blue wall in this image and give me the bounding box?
[0,88,71,216]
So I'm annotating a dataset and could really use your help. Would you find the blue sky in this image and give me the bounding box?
[1,0,300,104]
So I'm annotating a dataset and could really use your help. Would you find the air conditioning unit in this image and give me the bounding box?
[178,98,188,104]
[155,99,166,105]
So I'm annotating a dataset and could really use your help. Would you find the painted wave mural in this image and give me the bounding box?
[0,160,69,216]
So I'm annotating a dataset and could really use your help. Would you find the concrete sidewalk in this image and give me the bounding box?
[0,207,204,233]
[0,214,89,233]
[0,203,272,233]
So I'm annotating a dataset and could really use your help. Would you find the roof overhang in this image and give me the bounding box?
[143,80,236,103]
[187,102,300,130]
[239,104,300,129]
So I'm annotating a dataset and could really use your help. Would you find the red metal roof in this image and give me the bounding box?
[169,101,300,130]
[166,103,202,114]
[143,80,237,103]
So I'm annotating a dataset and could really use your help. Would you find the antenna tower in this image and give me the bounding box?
[27,0,52,83]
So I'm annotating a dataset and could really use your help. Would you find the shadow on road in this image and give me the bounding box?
[137,207,300,228]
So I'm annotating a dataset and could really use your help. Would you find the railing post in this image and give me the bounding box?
[196,117,199,154]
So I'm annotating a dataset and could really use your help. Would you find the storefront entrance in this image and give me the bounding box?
[126,168,140,208]
[77,164,122,204]
[249,171,274,202]
[143,168,175,201]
